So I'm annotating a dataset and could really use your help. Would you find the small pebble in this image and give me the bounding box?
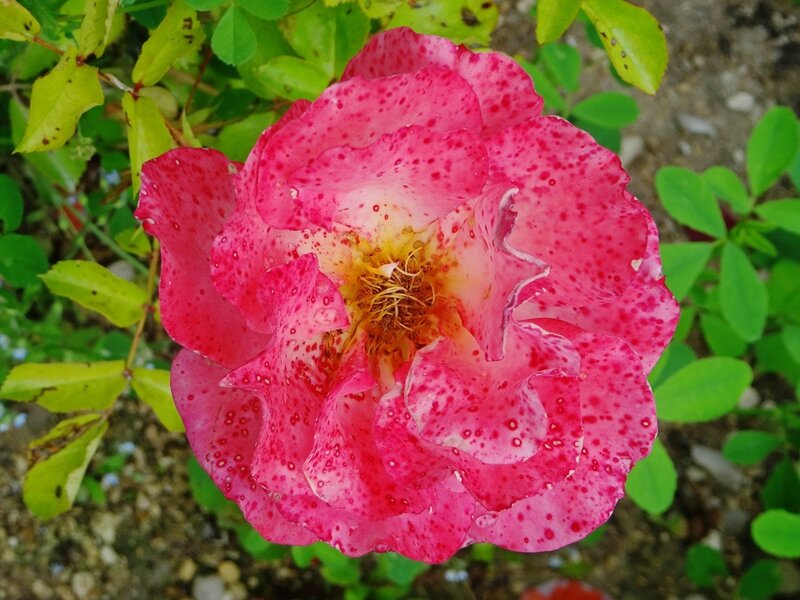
[738,386,760,409]
[179,558,197,582]
[677,113,718,136]
[444,569,469,583]
[71,572,96,599]
[193,574,226,600]
[726,91,756,113]
[619,135,644,167]
[691,445,746,489]
[218,560,241,584]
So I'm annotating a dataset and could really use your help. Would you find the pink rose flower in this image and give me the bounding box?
[136,28,678,562]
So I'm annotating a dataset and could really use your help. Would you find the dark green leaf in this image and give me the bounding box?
[0,233,48,287]
[722,431,781,465]
[762,457,800,512]
[747,106,799,197]
[571,92,638,128]
[539,43,581,93]
[738,560,782,600]
[720,242,767,342]
[212,6,257,66]
[699,313,747,357]
[648,341,697,388]
[0,174,23,233]
[518,60,565,114]
[685,544,728,588]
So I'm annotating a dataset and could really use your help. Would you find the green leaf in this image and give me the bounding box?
[0,233,48,287]
[131,0,205,85]
[783,325,800,363]
[9,97,87,190]
[39,260,147,327]
[238,0,289,20]
[388,0,498,46]
[582,0,668,94]
[752,510,800,558]
[185,0,225,8]
[237,17,294,98]
[766,259,800,319]
[755,199,800,235]
[738,559,782,600]
[0,174,23,233]
[625,438,677,515]
[0,360,126,412]
[655,167,725,237]
[187,456,228,512]
[655,357,752,422]
[377,553,429,587]
[685,544,728,588]
[16,50,104,153]
[659,242,714,301]
[720,242,767,342]
[702,166,751,214]
[790,121,800,192]
[114,226,152,258]
[23,414,108,519]
[747,106,799,197]
[212,6,257,66]
[517,60,565,113]
[122,92,175,196]
[571,92,638,129]
[257,56,330,101]
[213,112,276,162]
[762,458,800,513]
[279,1,369,79]
[699,313,747,357]
[539,43,581,93]
[0,0,40,41]
[131,368,184,432]
[76,0,118,58]
[648,341,696,388]
[536,0,582,44]
[235,524,288,560]
[722,431,781,465]
[755,334,800,383]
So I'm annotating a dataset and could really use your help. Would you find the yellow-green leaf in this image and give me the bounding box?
[15,50,104,153]
[0,0,39,41]
[122,92,175,196]
[0,361,127,412]
[582,0,668,95]
[131,368,184,432]
[114,226,152,258]
[23,414,107,519]
[536,0,582,44]
[388,0,498,46]
[131,0,204,86]
[76,0,118,58]
[40,260,147,327]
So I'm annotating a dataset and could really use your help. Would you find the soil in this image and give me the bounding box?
[2,1,799,599]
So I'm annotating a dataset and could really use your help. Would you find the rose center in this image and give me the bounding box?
[340,234,446,361]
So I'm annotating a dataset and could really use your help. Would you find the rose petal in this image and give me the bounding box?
[136,148,268,367]
[468,330,657,551]
[517,203,679,371]
[171,349,315,545]
[488,116,648,308]
[289,126,488,233]
[248,67,483,230]
[343,27,543,135]
[437,184,548,360]
[222,254,349,497]
[276,483,475,562]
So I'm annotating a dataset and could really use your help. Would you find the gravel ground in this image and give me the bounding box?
[1,1,799,599]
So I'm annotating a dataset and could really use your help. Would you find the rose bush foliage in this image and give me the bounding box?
[136,28,679,562]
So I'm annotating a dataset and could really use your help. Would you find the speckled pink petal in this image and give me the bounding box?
[136,149,268,367]
[248,67,483,230]
[343,27,543,136]
[209,103,312,332]
[289,126,487,233]
[487,116,648,308]
[437,184,548,360]
[303,346,432,520]
[171,349,315,545]
[517,201,679,371]
[468,330,657,551]
[276,483,475,562]
[221,255,349,497]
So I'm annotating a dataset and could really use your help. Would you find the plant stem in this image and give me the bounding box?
[125,241,160,370]
[82,220,150,276]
